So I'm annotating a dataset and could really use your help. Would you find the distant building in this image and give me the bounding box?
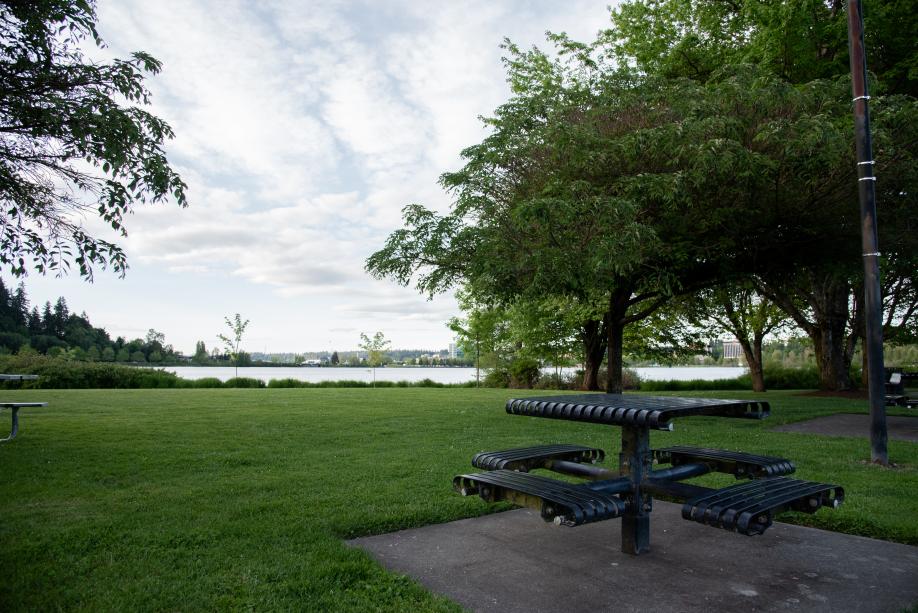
[448,342,459,359]
[722,338,743,361]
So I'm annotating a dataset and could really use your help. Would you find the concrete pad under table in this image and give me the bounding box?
[350,502,918,613]
[773,414,918,443]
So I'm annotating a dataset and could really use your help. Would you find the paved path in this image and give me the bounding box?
[774,413,918,442]
[350,503,918,613]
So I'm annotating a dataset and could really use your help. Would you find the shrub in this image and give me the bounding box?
[555,367,641,391]
[759,365,821,390]
[267,378,304,388]
[509,358,541,389]
[621,368,642,391]
[0,354,182,389]
[415,378,445,388]
[534,371,580,390]
[0,332,27,353]
[29,334,66,354]
[224,377,265,388]
[638,377,747,392]
[311,379,370,388]
[636,366,822,392]
[191,378,225,388]
[483,366,511,388]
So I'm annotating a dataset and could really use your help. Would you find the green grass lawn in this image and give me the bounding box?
[1,388,916,611]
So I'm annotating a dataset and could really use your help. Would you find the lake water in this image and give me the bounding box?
[160,365,747,384]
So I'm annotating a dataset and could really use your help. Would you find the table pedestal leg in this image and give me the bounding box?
[620,424,651,554]
[1,407,18,443]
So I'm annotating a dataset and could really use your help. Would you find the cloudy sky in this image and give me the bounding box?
[14,0,615,355]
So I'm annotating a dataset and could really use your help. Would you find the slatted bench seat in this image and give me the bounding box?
[655,446,796,479]
[471,444,604,471]
[454,470,627,526]
[454,393,844,555]
[681,477,844,535]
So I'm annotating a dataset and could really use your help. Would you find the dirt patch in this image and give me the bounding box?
[773,413,918,442]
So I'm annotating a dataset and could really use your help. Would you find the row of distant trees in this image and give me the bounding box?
[0,279,181,363]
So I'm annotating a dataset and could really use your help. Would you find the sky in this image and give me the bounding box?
[11,0,616,355]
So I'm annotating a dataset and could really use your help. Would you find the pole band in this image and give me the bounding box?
[863,252,880,257]
[857,160,875,165]
[852,95,871,101]
[859,176,876,181]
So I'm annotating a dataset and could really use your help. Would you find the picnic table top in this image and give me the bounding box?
[506,393,769,431]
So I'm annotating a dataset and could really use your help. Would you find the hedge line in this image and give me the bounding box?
[0,355,480,389]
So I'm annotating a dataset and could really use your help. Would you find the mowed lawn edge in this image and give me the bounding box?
[1,388,915,611]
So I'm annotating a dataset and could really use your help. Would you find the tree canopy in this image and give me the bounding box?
[367,1,916,392]
[369,30,916,391]
[606,0,917,96]
[603,0,917,390]
[0,277,181,362]
[0,0,186,279]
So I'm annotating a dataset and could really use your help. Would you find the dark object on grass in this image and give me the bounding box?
[0,401,48,442]
[455,394,843,555]
[884,371,918,408]
[0,373,46,442]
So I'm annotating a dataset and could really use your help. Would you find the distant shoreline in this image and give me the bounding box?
[148,363,743,369]
[146,365,748,385]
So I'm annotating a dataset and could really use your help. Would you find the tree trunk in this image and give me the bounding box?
[581,317,607,391]
[811,325,853,390]
[849,285,867,387]
[810,279,854,391]
[606,320,625,393]
[606,289,630,394]
[759,273,854,391]
[738,334,766,392]
[752,333,766,392]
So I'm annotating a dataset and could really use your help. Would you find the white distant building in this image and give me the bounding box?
[722,338,743,360]
[448,342,458,359]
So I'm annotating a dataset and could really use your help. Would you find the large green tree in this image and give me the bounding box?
[604,0,917,390]
[0,0,186,279]
[368,45,691,392]
[368,44,797,391]
[369,15,916,393]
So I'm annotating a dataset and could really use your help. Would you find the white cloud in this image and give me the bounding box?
[69,0,615,349]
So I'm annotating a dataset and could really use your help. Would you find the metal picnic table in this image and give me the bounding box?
[454,394,844,555]
[885,371,918,408]
[0,374,46,443]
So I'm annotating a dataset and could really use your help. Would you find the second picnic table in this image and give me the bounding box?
[0,374,46,443]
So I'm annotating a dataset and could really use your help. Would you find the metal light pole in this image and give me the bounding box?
[846,0,888,465]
